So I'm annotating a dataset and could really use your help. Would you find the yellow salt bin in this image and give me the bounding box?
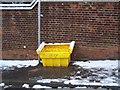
[36,41,75,67]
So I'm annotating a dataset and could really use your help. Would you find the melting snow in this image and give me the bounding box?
[22,84,30,88]
[0,83,5,87]
[33,85,51,88]
[73,60,118,69]
[1,60,119,88]
[37,79,67,83]
[0,60,39,70]
[36,60,119,86]
[71,60,119,86]
[75,86,87,88]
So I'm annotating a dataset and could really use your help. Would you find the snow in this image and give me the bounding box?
[0,60,39,70]
[64,79,90,85]
[100,77,117,85]
[33,85,51,88]
[70,41,75,50]
[81,82,118,86]
[37,79,67,83]
[73,60,118,69]
[37,42,45,52]
[64,80,118,86]
[0,83,5,87]
[75,86,87,88]
[1,60,119,88]
[37,79,52,83]
[36,60,119,87]
[37,78,118,87]
[71,60,119,86]
[58,87,62,88]
[22,84,30,88]
[4,85,12,89]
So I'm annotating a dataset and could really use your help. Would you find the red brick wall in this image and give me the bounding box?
[2,7,38,59]
[2,2,119,60]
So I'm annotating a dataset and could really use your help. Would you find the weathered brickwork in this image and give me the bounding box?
[2,2,119,60]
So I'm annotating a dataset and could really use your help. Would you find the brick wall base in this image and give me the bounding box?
[2,45,119,60]
[72,45,119,60]
[2,49,37,60]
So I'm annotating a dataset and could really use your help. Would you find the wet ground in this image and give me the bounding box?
[1,61,120,90]
[2,62,79,87]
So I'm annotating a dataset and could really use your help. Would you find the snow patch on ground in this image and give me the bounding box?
[0,83,5,87]
[36,60,119,86]
[37,79,67,83]
[72,60,119,86]
[0,60,39,70]
[4,85,12,89]
[33,85,51,88]
[73,60,118,69]
[1,60,119,88]
[75,86,87,88]
[22,84,30,88]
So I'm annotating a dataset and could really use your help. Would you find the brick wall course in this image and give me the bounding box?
[2,2,119,60]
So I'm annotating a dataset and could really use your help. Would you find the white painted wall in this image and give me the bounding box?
[0,0,119,2]
[41,0,119,2]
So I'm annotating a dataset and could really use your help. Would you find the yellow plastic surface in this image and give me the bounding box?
[36,44,74,67]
